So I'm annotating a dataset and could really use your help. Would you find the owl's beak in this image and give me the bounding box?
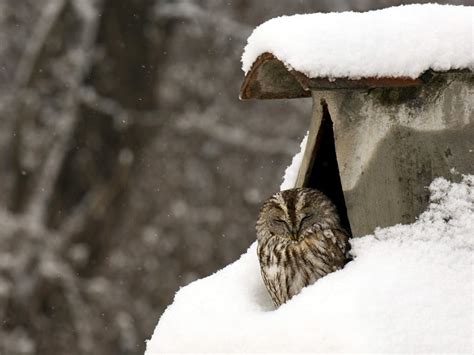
[290,232,299,241]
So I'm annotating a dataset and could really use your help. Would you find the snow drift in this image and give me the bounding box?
[145,174,473,353]
[241,4,473,79]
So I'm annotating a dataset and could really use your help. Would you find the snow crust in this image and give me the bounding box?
[145,175,473,353]
[280,133,307,190]
[242,4,473,79]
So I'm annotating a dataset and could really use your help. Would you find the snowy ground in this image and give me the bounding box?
[242,4,473,79]
[145,174,473,353]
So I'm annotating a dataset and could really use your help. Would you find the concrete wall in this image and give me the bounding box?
[303,72,473,237]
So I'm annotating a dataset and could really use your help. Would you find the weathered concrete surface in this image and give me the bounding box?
[240,53,425,100]
[300,72,473,237]
[240,53,311,99]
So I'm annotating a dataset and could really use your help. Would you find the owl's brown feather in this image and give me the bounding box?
[256,188,350,307]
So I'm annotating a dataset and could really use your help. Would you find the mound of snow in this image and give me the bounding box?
[145,175,473,353]
[241,4,473,79]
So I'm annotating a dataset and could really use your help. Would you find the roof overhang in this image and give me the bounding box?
[240,53,435,100]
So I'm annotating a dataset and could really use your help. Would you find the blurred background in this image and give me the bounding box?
[0,0,469,354]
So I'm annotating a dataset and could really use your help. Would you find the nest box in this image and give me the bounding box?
[241,53,473,237]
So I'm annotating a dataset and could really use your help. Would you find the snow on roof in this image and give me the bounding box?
[241,4,473,79]
[145,174,473,353]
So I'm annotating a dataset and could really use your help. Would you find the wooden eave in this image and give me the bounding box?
[240,52,434,100]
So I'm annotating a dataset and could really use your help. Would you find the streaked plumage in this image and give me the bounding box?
[256,188,350,307]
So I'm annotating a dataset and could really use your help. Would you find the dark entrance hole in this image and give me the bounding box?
[304,100,352,236]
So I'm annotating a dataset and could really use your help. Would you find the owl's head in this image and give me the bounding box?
[256,188,339,243]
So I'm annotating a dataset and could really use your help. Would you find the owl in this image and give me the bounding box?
[256,188,350,307]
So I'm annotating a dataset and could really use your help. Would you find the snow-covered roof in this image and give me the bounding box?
[240,4,473,99]
[145,175,473,353]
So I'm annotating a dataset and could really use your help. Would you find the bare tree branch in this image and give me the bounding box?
[58,152,133,241]
[14,0,67,89]
[156,0,252,40]
[175,112,298,155]
[26,0,103,226]
[0,209,20,235]
[80,86,300,156]
[4,0,67,213]
[58,265,93,353]
[79,85,167,129]
[79,86,130,123]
